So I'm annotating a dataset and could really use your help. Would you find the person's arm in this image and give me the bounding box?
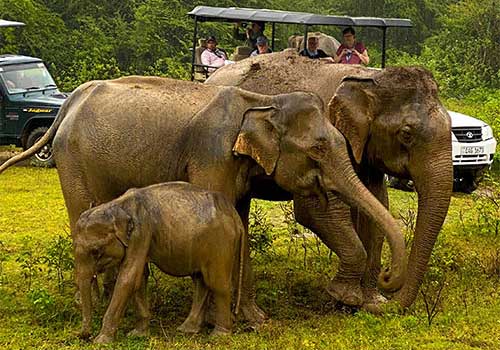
[201,51,219,72]
[358,49,370,65]
[200,50,211,67]
[318,49,329,58]
[353,44,369,65]
[333,47,346,63]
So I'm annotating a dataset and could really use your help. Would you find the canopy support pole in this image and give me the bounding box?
[271,22,276,51]
[190,17,198,81]
[381,27,387,68]
[303,25,309,55]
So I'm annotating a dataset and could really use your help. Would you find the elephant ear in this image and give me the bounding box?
[233,106,281,176]
[106,205,134,248]
[329,76,377,164]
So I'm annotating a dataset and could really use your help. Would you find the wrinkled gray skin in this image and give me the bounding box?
[207,50,453,312]
[288,32,341,57]
[0,76,406,324]
[74,182,245,343]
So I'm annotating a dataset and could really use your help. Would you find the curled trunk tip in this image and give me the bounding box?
[377,258,407,292]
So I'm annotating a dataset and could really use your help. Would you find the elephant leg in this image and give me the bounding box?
[354,173,389,312]
[128,265,150,337]
[294,193,367,307]
[234,195,267,326]
[58,167,101,305]
[94,261,145,344]
[178,274,209,334]
[203,261,233,336]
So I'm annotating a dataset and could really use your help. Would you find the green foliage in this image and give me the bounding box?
[248,202,275,257]
[27,287,56,323]
[44,233,74,293]
[15,239,44,291]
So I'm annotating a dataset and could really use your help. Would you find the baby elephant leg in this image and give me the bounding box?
[128,265,151,338]
[204,256,234,336]
[94,259,146,344]
[178,274,209,334]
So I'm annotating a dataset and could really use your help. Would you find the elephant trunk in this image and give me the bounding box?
[75,249,95,338]
[322,140,407,292]
[395,149,453,308]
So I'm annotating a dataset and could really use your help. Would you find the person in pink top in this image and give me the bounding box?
[334,27,370,65]
[201,36,228,72]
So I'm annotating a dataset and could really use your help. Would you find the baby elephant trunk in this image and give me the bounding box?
[74,248,96,338]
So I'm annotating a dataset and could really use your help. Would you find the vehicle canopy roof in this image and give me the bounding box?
[0,19,25,28]
[188,6,412,28]
[187,6,413,79]
[0,54,42,67]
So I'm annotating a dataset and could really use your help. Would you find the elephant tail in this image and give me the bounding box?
[0,81,94,174]
[234,216,246,316]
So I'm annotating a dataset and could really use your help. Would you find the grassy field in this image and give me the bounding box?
[0,166,499,350]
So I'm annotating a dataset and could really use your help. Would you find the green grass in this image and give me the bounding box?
[1,167,499,349]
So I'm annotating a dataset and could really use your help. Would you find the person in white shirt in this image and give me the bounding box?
[200,36,228,72]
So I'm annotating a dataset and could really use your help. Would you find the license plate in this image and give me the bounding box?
[461,146,484,155]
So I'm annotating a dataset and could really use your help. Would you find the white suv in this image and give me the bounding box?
[388,110,497,193]
[450,110,497,193]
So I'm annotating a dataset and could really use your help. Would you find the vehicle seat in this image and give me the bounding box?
[194,39,208,81]
[232,46,252,61]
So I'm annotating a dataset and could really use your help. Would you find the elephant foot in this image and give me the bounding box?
[127,327,149,338]
[178,319,203,334]
[93,333,114,344]
[361,288,388,315]
[78,330,91,340]
[326,278,363,307]
[210,325,231,337]
[238,301,267,328]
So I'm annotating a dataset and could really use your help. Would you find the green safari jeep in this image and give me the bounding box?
[0,54,67,167]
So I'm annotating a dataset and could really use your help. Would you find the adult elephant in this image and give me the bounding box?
[0,76,406,324]
[288,32,341,57]
[207,50,453,311]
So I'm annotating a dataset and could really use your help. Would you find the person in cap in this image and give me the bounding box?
[299,36,330,59]
[334,27,369,65]
[234,21,266,49]
[200,36,228,72]
[250,36,272,56]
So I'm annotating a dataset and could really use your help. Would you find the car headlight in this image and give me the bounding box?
[482,125,494,141]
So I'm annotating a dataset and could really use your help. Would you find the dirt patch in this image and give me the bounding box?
[0,149,29,166]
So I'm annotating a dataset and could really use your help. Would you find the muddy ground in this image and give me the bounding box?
[0,148,28,166]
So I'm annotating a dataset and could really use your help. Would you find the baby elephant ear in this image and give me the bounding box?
[328,76,377,164]
[107,205,133,248]
[233,106,280,176]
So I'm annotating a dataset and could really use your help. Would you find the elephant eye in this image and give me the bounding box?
[308,138,329,161]
[398,126,414,146]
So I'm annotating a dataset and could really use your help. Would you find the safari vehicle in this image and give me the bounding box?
[0,20,66,167]
[450,111,497,193]
[389,112,497,193]
[187,6,413,81]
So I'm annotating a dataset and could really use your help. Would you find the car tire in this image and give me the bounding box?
[453,173,478,194]
[26,126,55,168]
[387,176,415,192]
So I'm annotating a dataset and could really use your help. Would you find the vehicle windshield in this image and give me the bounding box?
[0,62,56,94]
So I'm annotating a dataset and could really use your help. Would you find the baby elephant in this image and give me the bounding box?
[73,182,245,343]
